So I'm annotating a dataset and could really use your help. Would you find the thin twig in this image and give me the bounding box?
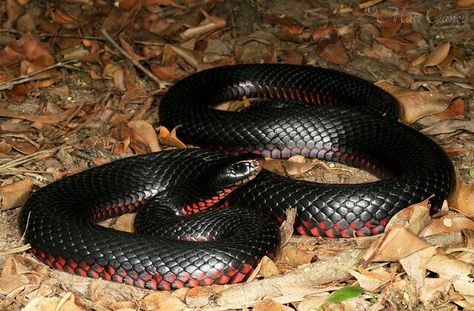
[0,60,78,91]
[101,28,170,90]
[0,146,70,171]
[411,74,471,84]
[0,133,41,148]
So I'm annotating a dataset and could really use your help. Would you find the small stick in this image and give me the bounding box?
[0,60,78,91]
[101,29,169,90]
[0,146,70,171]
[411,74,471,84]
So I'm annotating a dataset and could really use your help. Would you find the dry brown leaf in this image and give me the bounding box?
[375,37,414,52]
[113,214,135,233]
[0,257,31,292]
[261,159,286,176]
[119,36,143,61]
[280,208,297,247]
[420,277,452,303]
[376,20,401,38]
[286,155,318,177]
[365,228,432,262]
[158,125,187,149]
[434,98,465,119]
[267,14,305,35]
[425,42,451,68]
[375,81,455,123]
[128,120,161,152]
[180,15,226,41]
[420,214,474,237]
[278,245,314,266]
[170,44,203,69]
[311,23,333,42]
[449,181,474,217]
[142,292,187,311]
[48,9,78,26]
[399,246,437,288]
[317,40,349,64]
[0,177,33,210]
[22,293,82,311]
[298,295,328,311]
[253,299,293,311]
[457,0,474,7]
[150,64,186,82]
[103,63,126,91]
[421,119,474,135]
[0,107,74,125]
[383,199,431,235]
[409,53,429,69]
[258,256,280,278]
[349,269,387,291]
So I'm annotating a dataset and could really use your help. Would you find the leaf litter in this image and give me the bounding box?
[0,0,473,310]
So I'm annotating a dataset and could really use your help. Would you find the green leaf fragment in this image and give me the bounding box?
[327,286,364,303]
[469,167,474,179]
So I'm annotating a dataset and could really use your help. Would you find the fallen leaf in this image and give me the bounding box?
[298,295,328,311]
[375,81,456,123]
[0,177,33,210]
[142,292,186,311]
[278,245,314,266]
[128,120,161,152]
[457,0,474,7]
[350,269,387,291]
[158,125,186,148]
[420,214,474,237]
[317,40,349,64]
[47,9,78,26]
[312,23,333,42]
[421,119,474,135]
[424,42,451,68]
[433,98,464,119]
[285,155,318,177]
[399,246,437,288]
[420,278,452,303]
[150,64,186,82]
[280,208,297,247]
[365,228,432,262]
[375,37,415,52]
[113,214,135,232]
[267,14,305,35]
[22,293,82,311]
[253,299,293,311]
[180,15,226,41]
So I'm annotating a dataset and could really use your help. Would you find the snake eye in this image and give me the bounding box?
[231,162,251,175]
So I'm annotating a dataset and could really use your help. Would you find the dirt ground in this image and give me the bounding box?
[0,0,473,310]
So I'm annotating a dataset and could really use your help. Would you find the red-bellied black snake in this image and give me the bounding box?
[20,64,456,290]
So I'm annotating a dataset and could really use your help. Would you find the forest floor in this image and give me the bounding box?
[0,0,473,310]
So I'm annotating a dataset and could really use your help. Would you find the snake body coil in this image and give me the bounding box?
[20,64,456,289]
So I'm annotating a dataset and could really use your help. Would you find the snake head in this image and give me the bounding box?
[209,153,263,189]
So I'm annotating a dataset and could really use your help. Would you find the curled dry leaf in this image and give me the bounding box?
[449,181,474,217]
[365,227,432,262]
[278,245,314,266]
[383,198,431,235]
[180,15,226,41]
[420,278,451,303]
[375,37,415,52]
[112,213,135,233]
[350,269,387,291]
[298,295,328,311]
[246,255,280,283]
[317,40,350,64]
[0,177,33,210]
[311,23,333,42]
[375,80,456,123]
[22,293,82,311]
[280,208,297,247]
[128,120,161,152]
[158,125,187,149]
[424,42,451,68]
[142,292,187,311]
[253,299,294,311]
[286,155,318,177]
[399,246,437,288]
[420,214,474,237]
[47,9,78,26]
[433,98,464,120]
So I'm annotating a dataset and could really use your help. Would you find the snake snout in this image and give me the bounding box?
[210,153,263,189]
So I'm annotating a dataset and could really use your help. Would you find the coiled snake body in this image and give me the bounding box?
[20,64,456,289]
